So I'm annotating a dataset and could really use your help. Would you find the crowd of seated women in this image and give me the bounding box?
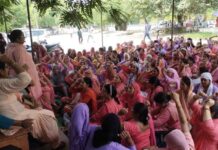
[0,30,218,150]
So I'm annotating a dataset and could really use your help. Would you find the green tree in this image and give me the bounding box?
[32,0,128,30]
[0,0,20,31]
[10,0,27,28]
[38,11,59,28]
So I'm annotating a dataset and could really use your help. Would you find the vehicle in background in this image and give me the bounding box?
[45,43,63,53]
[207,20,216,28]
[151,21,172,34]
[21,29,50,52]
[23,29,49,46]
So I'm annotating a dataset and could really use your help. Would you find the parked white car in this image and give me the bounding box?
[22,29,49,46]
[207,20,216,28]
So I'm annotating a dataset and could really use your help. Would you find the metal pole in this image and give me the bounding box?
[100,10,104,47]
[26,0,34,60]
[171,0,175,49]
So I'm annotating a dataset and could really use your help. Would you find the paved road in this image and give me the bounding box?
[46,31,158,53]
[43,30,216,53]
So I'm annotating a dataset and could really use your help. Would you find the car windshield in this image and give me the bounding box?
[24,30,45,37]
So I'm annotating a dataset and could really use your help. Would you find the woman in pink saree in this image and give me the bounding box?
[37,63,51,78]
[111,74,126,98]
[120,82,145,120]
[163,92,195,150]
[91,84,125,123]
[123,103,156,150]
[84,69,101,96]
[178,76,195,122]
[59,55,74,75]
[190,96,218,150]
[162,68,180,92]
[6,30,42,101]
[188,56,198,77]
[38,72,55,110]
[32,42,47,63]
[147,76,164,108]
[152,92,180,131]
[179,59,192,77]
[118,65,131,84]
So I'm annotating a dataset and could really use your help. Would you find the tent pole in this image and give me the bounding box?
[26,0,35,61]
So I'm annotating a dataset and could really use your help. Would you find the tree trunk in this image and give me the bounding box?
[115,22,127,31]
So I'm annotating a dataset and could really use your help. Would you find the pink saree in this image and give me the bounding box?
[163,68,180,92]
[6,43,42,101]
[120,82,145,120]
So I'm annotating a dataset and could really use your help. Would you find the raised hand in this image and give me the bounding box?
[171,92,180,104]
[119,131,134,146]
[204,99,215,108]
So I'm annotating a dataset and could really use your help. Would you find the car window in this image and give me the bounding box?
[23,30,46,37]
[32,30,45,36]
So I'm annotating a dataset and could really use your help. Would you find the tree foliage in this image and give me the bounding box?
[0,0,218,31]
[0,0,20,29]
[31,0,128,29]
[127,0,218,25]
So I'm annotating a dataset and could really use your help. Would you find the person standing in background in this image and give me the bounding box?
[144,21,152,41]
[87,26,95,43]
[78,29,83,44]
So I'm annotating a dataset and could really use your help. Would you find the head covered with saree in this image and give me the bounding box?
[165,68,180,91]
[199,72,214,96]
[165,129,189,150]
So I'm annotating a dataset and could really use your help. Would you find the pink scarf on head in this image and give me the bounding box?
[165,129,189,150]
[165,68,180,92]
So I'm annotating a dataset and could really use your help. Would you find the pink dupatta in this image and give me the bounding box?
[164,68,180,92]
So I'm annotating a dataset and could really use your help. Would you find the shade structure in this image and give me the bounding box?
[26,0,34,60]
